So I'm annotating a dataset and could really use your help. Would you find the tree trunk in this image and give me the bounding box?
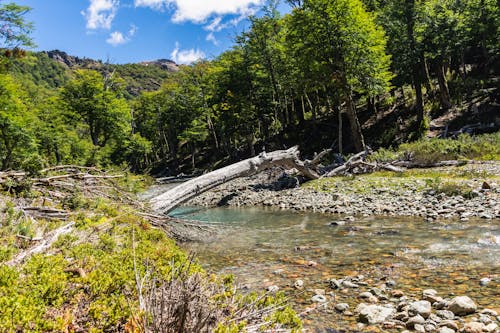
[436,60,452,109]
[150,146,319,214]
[344,91,365,152]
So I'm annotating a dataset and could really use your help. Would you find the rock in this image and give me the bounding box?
[438,327,456,333]
[429,313,443,323]
[414,323,426,333]
[484,323,498,332]
[447,296,477,316]
[479,314,493,325]
[386,279,397,287]
[392,289,405,297]
[434,300,449,310]
[409,300,432,318]
[273,269,284,275]
[266,285,279,292]
[356,303,396,324]
[359,291,374,299]
[342,280,359,288]
[335,303,349,312]
[313,289,325,295]
[307,260,318,267]
[424,323,437,332]
[329,279,341,289]
[406,315,426,329]
[482,182,491,190]
[479,277,491,286]
[440,320,459,331]
[462,322,485,333]
[311,294,327,303]
[329,220,346,226]
[480,309,498,317]
[437,310,455,320]
[293,279,304,289]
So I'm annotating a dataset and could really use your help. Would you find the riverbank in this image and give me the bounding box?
[187,163,500,221]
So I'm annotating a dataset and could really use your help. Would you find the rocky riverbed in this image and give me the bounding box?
[187,163,500,221]
[182,163,500,332]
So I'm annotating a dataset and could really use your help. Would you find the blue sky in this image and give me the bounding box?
[16,0,285,64]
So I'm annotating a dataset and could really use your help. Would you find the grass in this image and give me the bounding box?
[370,132,500,164]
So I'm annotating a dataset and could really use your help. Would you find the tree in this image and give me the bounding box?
[285,0,392,151]
[60,70,131,148]
[0,2,34,67]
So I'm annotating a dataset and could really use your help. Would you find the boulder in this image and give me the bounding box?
[356,303,395,324]
[409,300,432,318]
[447,296,477,316]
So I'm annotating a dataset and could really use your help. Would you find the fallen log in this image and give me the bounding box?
[151,146,319,214]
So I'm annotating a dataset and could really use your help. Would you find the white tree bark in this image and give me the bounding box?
[151,146,319,214]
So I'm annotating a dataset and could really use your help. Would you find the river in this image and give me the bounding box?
[169,205,499,331]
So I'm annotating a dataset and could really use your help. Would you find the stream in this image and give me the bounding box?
[169,205,499,331]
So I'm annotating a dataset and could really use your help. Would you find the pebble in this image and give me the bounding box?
[484,323,498,332]
[438,327,455,333]
[293,279,304,289]
[266,285,279,292]
[406,314,426,328]
[356,304,395,324]
[335,303,349,312]
[462,322,485,333]
[311,294,327,303]
[479,277,491,286]
[341,280,359,288]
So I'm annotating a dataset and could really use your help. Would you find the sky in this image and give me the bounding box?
[15,0,286,64]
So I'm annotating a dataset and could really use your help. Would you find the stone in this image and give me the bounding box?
[409,300,432,318]
[480,309,498,316]
[479,277,491,286]
[436,310,455,320]
[434,300,449,310]
[342,280,359,288]
[414,323,425,333]
[439,320,459,331]
[406,315,426,329]
[313,289,325,295]
[359,291,374,299]
[335,303,349,312]
[391,289,405,297]
[424,323,437,332]
[484,323,498,332]
[329,279,341,289]
[429,313,442,323]
[293,279,304,289]
[447,296,477,316]
[311,294,327,303]
[356,303,396,324]
[479,314,493,325]
[462,322,485,333]
[438,327,455,333]
[266,285,279,292]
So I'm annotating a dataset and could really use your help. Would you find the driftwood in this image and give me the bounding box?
[5,222,75,266]
[151,146,321,214]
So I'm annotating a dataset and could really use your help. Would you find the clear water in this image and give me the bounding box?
[171,205,500,330]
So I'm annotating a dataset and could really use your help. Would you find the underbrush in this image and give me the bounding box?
[370,132,500,164]
[0,171,301,332]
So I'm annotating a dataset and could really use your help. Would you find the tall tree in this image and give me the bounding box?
[285,0,392,151]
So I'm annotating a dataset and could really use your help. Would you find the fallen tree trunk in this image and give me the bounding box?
[151,146,319,214]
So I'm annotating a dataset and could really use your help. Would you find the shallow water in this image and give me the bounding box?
[171,205,500,330]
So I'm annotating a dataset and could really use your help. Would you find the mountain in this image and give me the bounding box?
[11,50,179,98]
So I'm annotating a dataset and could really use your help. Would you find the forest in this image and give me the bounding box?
[1,0,499,174]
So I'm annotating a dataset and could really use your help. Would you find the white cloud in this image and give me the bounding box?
[82,0,119,30]
[206,32,218,45]
[106,31,127,46]
[134,0,263,23]
[129,24,138,36]
[170,42,205,64]
[106,25,138,46]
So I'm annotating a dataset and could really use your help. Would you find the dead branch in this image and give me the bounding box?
[5,222,75,266]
